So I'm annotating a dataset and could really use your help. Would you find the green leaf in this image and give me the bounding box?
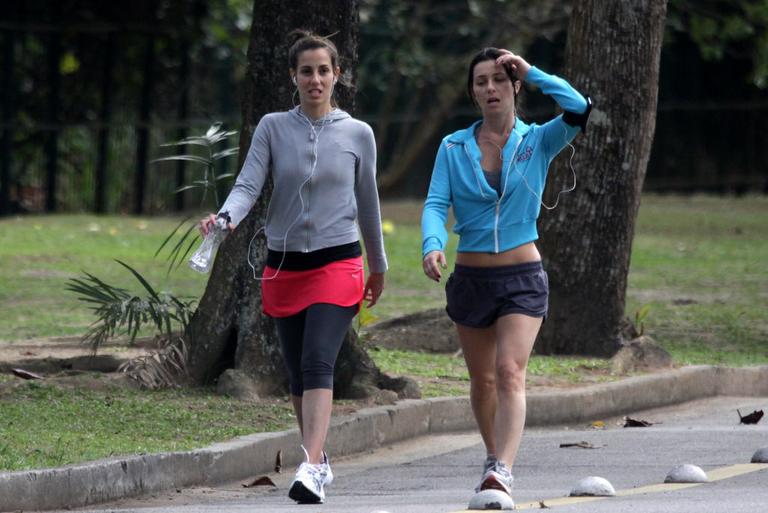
[155,216,194,258]
[174,185,201,194]
[158,139,211,149]
[115,260,160,301]
[150,155,212,166]
[60,52,80,74]
[212,147,239,160]
[205,122,224,138]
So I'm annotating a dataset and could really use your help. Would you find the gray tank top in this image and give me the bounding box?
[483,170,502,196]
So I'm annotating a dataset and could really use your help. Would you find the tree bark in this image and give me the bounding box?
[536,0,668,356]
[185,0,401,399]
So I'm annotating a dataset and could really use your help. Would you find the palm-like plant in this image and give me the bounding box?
[65,260,196,353]
[152,122,239,273]
[67,123,238,388]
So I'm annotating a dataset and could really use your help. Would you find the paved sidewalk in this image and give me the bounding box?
[1,365,767,512]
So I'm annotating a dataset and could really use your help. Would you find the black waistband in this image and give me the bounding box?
[266,241,362,271]
[454,260,543,278]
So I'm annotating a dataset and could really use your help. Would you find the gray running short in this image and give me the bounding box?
[445,261,549,328]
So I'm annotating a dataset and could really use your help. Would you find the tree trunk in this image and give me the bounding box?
[185,0,405,399]
[536,0,667,356]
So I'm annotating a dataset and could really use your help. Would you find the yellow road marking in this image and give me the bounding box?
[455,463,768,512]
[707,463,768,480]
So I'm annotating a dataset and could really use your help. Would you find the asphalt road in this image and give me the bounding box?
[69,396,767,513]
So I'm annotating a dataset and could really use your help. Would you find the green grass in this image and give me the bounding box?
[369,347,616,398]
[0,379,295,472]
[0,215,208,342]
[624,195,768,365]
[0,194,766,471]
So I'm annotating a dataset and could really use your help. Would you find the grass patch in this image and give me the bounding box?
[0,215,208,342]
[624,194,768,366]
[368,348,617,398]
[0,379,295,472]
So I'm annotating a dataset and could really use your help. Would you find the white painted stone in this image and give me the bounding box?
[467,489,515,510]
[664,464,709,483]
[751,447,768,463]
[569,476,616,497]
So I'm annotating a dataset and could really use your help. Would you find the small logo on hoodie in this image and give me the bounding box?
[516,146,533,162]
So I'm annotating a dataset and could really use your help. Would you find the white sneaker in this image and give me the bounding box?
[321,451,333,486]
[474,455,498,493]
[288,446,333,504]
[478,461,514,496]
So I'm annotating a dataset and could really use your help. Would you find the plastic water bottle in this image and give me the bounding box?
[189,212,230,274]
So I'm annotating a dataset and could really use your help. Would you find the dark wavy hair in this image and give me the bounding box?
[466,47,523,111]
[287,30,343,80]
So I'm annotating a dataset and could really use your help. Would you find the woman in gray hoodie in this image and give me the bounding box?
[200,31,387,504]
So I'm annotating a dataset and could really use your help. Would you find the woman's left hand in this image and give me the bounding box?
[496,50,531,81]
[363,272,385,308]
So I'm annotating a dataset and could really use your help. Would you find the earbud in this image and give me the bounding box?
[332,77,337,85]
[292,76,297,86]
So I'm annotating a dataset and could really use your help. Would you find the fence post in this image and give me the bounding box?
[95,33,116,214]
[134,33,156,215]
[0,29,15,216]
[45,27,61,213]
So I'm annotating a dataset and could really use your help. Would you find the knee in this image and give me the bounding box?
[301,360,334,390]
[496,362,526,394]
[470,372,495,395]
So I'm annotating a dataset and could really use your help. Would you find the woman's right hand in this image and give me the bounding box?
[422,250,447,282]
[198,214,235,237]
[199,214,217,237]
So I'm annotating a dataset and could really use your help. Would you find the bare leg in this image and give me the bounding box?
[457,323,498,457]
[291,395,303,434]
[299,388,333,464]
[493,314,542,469]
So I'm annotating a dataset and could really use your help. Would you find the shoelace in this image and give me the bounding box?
[297,462,325,491]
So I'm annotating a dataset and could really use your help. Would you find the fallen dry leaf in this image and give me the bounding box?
[10,368,44,380]
[624,417,654,427]
[559,441,598,449]
[737,409,764,425]
[242,476,277,488]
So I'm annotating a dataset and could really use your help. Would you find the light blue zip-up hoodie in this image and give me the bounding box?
[421,66,589,257]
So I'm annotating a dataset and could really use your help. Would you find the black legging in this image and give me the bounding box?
[274,303,358,396]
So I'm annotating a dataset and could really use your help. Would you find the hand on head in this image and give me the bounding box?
[495,50,531,81]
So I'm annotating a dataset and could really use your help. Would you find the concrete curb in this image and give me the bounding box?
[1,365,766,512]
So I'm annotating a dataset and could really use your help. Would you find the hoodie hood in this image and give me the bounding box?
[290,106,350,126]
[446,117,531,145]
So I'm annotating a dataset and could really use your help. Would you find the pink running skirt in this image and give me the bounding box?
[261,257,364,318]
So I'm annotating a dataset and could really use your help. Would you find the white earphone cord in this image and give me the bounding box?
[485,123,576,210]
[246,110,333,281]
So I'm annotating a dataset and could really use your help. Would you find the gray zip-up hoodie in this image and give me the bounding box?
[219,106,388,274]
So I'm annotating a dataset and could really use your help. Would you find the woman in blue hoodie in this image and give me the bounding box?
[421,47,591,498]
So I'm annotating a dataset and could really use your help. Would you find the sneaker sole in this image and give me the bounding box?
[288,481,324,504]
